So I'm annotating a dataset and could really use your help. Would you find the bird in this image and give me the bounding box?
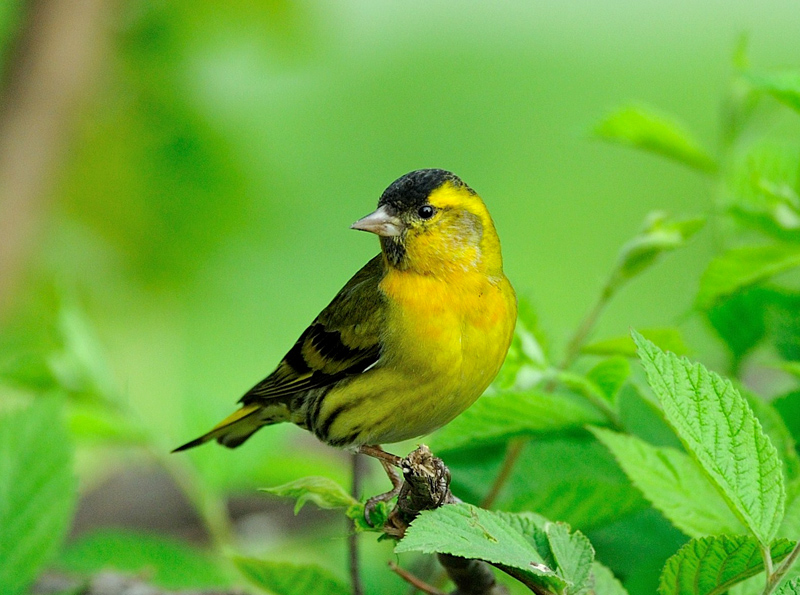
[174,169,517,508]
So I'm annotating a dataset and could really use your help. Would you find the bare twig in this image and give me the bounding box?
[0,0,107,320]
[481,438,525,510]
[350,453,366,595]
[438,554,510,595]
[384,445,533,595]
[389,561,446,595]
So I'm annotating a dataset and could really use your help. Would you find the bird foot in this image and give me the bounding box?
[363,483,403,525]
[356,444,404,525]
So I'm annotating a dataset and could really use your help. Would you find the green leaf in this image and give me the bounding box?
[744,390,800,481]
[633,332,786,544]
[259,476,357,514]
[777,578,800,595]
[430,390,606,452]
[234,556,350,595]
[0,399,77,595]
[696,244,800,310]
[547,522,595,593]
[395,503,567,593]
[746,71,800,114]
[781,480,800,540]
[774,390,800,446]
[67,402,148,445]
[590,561,629,595]
[611,213,705,287]
[591,427,745,537]
[658,535,795,595]
[593,105,716,172]
[586,357,631,404]
[583,328,689,358]
[57,529,230,589]
[706,290,767,364]
[478,437,647,531]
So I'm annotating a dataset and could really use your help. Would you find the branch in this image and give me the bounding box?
[0,0,107,320]
[382,445,511,595]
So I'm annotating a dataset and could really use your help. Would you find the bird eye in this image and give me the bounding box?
[418,205,435,219]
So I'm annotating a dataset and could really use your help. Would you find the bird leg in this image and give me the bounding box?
[356,444,403,524]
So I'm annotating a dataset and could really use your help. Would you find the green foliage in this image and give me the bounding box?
[658,536,795,595]
[696,245,800,310]
[260,476,357,514]
[593,105,717,172]
[592,427,745,537]
[633,332,786,545]
[582,328,689,358]
[0,400,77,595]
[609,213,705,289]
[3,14,800,595]
[429,390,606,452]
[777,579,800,595]
[746,71,800,113]
[57,529,230,589]
[396,503,599,594]
[234,556,350,595]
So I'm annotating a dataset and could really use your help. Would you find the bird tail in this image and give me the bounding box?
[172,402,287,452]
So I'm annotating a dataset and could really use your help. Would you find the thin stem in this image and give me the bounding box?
[763,544,775,587]
[762,541,800,595]
[389,561,446,595]
[481,439,525,509]
[559,284,614,371]
[483,283,619,508]
[349,453,366,595]
[149,444,234,549]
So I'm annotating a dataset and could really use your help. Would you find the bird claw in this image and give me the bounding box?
[363,484,403,526]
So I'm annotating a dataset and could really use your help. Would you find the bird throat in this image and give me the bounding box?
[380,235,408,269]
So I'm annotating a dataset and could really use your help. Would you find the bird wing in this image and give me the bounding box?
[240,254,386,404]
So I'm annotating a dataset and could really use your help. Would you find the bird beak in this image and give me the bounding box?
[350,205,403,237]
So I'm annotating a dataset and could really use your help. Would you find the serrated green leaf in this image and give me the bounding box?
[547,522,595,593]
[592,427,745,537]
[658,535,795,595]
[0,399,77,595]
[583,328,689,358]
[429,390,606,453]
[746,71,800,113]
[586,357,631,404]
[347,500,389,532]
[777,578,800,595]
[634,332,785,544]
[259,476,357,514]
[57,529,230,589]
[590,561,629,595]
[696,244,800,310]
[594,105,716,172]
[395,503,567,593]
[234,556,349,595]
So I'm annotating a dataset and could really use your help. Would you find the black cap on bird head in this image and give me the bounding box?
[350,169,477,267]
[377,169,468,212]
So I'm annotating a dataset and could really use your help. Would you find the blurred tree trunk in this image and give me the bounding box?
[0,0,107,320]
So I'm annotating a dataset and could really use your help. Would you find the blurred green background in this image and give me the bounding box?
[1,0,800,593]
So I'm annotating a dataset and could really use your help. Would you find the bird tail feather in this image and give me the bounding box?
[172,402,287,452]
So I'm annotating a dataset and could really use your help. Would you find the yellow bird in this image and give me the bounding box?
[175,169,516,500]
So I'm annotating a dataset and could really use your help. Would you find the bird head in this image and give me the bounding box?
[351,169,504,276]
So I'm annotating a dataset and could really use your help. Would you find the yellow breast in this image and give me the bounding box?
[316,265,516,446]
